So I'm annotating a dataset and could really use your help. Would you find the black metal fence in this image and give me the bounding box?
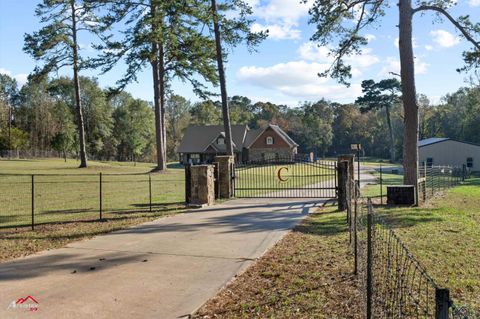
[0,173,185,230]
[233,157,337,198]
[376,164,469,203]
[348,189,479,318]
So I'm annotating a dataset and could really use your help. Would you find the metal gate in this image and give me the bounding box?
[233,157,337,198]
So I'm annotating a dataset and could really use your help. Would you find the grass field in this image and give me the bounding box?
[194,205,362,318]
[0,158,186,260]
[0,158,185,229]
[361,170,403,198]
[374,176,480,311]
[234,161,336,198]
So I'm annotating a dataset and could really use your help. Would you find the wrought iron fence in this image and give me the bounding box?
[0,173,185,231]
[233,157,337,198]
[348,191,479,318]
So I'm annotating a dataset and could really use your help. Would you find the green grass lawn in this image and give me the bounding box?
[373,176,480,311]
[0,158,185,229]
[234,161,336,197]
[0,158,186,261]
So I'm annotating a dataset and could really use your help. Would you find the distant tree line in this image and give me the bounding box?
[1,72,480,163]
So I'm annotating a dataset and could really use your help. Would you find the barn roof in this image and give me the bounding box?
[418,138,450,147]
[419,138,480,148]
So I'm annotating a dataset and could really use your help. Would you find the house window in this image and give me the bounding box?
[467,157,473,168]
[426,157,433,167]
[190,154,200,159]
[266,136,274,145]
[217,137,225,145]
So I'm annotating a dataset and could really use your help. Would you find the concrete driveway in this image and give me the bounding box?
[0,198,326,319]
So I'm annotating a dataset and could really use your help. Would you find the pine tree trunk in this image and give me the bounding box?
[385,105,396,163]
[71,0,88,168]
[399,0,419,188]
[150,1,166,171]
[211,0,234,157]
[159,46,167,168]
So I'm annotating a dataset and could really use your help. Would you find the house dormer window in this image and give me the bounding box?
[217,137,225,145]
[266,136,274,145]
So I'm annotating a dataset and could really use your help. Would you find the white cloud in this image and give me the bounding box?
[346,49,380,69]
[248,0,313,40]
[238,61,330,88]
[0,68,28,86]
[378,56,428,77]
[468,0,480,6]
[253,0,312,22]
[365,34,376,42]
[0,68,12,76]
[298,42,331,62]
[425,45,434,51]
[237,59,363,102]
[251,22,301,40]
[14,74,28,86]
[430,29,460,48]
[298,42,379,77]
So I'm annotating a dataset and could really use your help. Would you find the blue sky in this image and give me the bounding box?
[1,0,479,106]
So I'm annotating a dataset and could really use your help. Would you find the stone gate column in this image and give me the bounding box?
[215,155,234,199]
[188,165,215,206]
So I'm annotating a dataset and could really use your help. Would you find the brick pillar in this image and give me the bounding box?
[215,155,234,199]
[188,165,215,206]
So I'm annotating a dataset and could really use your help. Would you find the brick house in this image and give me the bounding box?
[177,124,298,164]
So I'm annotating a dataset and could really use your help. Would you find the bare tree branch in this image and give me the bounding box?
[413,5,480,51]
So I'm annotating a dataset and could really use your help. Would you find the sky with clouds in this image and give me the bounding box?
[1,0,479,107]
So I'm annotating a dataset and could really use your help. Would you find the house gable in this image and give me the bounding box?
[249,127,292,149]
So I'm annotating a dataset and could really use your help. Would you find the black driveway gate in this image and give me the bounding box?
[233,157,337,198]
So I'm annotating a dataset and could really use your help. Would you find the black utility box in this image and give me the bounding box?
[387,185,415,205]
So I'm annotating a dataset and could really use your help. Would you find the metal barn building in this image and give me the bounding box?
[419,138,480,171]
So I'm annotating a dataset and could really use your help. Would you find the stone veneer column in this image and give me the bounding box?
[189,165,215,206]
[215,155,234,199]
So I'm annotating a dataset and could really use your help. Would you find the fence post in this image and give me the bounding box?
[99,172,103,220]
[367,199,373,319]
[149,174,152,212]
[185,164,192,204]
[213,162,220,199]
[380,164,383,205]
[354,196,358,275]
[337,161,349,211]
[435,288,450,319]
[31,174,35,231]
[462,164,466,182]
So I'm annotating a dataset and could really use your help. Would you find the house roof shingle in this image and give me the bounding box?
[177,125,247,153]
[177,124,298,153]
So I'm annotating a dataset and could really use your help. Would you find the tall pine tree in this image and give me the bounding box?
[307,0,480,192]
[208,0,266,157]
[24,0,106,168]
[91,0,219,171]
